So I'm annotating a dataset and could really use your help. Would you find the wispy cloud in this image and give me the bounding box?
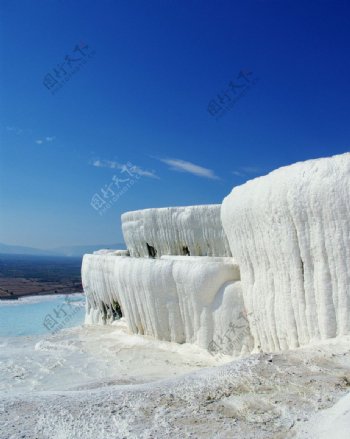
[241,166,261,174]
[4,125,54,144]
[232,170,245,177]
[232,166,262,178]
[159,158,219,180]
[35,136,55,145]
[91,159,159,179]
[6,126,23,135]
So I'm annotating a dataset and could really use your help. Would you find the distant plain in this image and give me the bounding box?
[0,254,83,300]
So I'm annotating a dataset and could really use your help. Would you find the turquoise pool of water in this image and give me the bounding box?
[0,294,85,337]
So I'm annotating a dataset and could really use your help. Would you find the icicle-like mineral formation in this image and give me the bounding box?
[83,154,349,355]
[121,205,232,257]
[221,153,350,352]
[82,254,252,355]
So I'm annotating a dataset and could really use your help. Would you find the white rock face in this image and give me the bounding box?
[82,254,252,355]
[222,153,350,352]
[93,249,115,255]
[121,205,232,258]
[92,249,129,256]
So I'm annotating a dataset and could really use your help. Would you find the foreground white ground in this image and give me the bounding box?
[0,319,222,394]
[295,392,350,439]
[1,320,350,439]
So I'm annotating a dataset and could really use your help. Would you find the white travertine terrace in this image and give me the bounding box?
[83,153,350,355]
[121,205,232,258]
[82,254,252,355]
[222,153,350,352]
[93,249,130,256]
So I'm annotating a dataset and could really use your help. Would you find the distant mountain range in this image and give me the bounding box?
[0,242,126,257]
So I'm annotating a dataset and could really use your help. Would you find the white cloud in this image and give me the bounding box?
[91,160,159,179]
[159,158,219,180]
[232,166,262,178]
[6,126,23,135]
[129,165,159,179]
[232,170,245,177]
[5,126,54,143]
[241,166,260,173]
[35,136,55,145]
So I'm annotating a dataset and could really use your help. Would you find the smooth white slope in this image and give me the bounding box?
[82,254,252,355]
[295,391,350,439]
[222,153,350,352]
[4,334,350,439]
[121,205,232,257]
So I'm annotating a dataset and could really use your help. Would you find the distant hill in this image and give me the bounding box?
[52,243,126,257]
[0,242,125,257]
[0,243,56,256]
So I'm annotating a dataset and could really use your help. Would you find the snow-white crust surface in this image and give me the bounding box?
[3,332,350,439]
[222,153,350,352]
[295,390,350,439]
[121,205,232,257]
[92,249,129,256]
[82,254,252,355]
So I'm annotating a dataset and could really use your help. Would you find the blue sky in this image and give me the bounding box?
[0,0,349,248]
